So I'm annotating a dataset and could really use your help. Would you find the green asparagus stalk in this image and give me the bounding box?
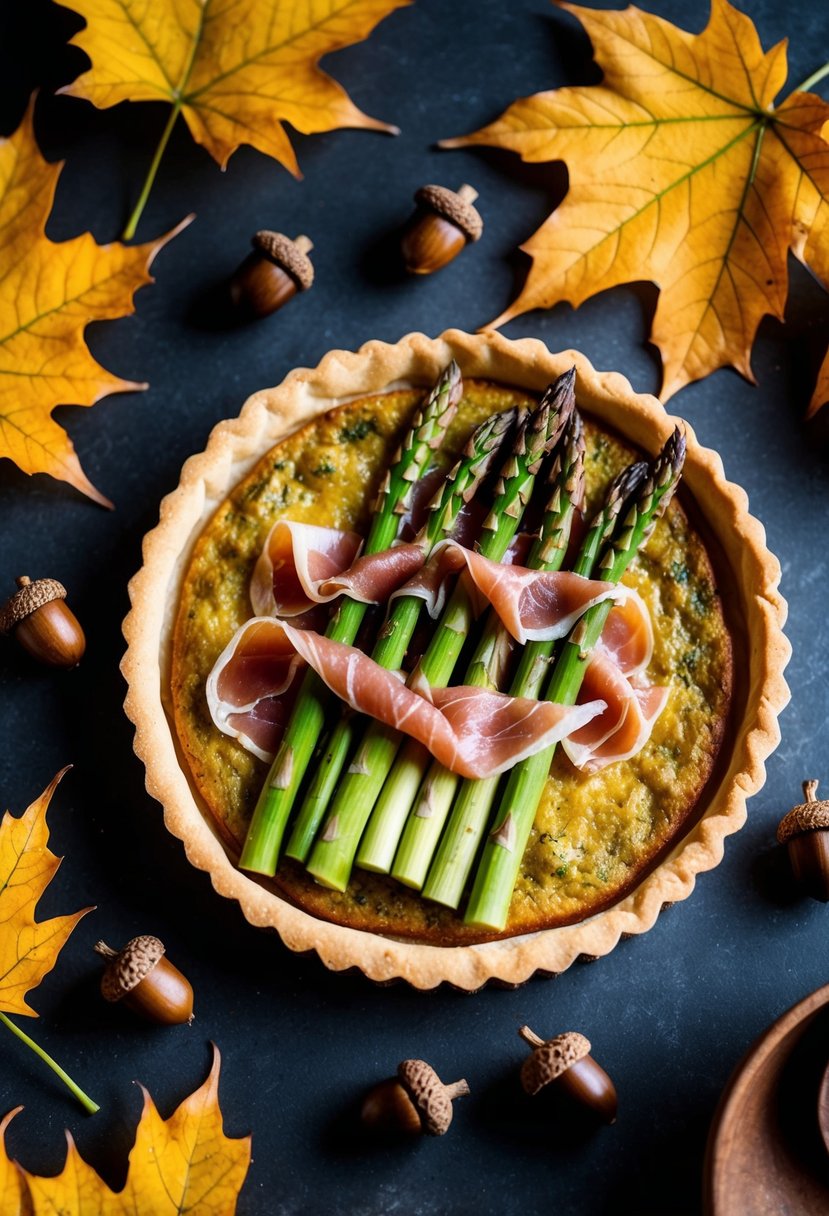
[283,406,517,862]
[464,428,686,931]
[239,362,463,875]
[422,456,648,909]
[381,410,586,886]
[306,373,576,892]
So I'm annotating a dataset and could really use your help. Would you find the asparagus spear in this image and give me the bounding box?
[239,362,463,875]
[464,428,686,931]
[422,457,648,909]
[283,406,517,863]
[306,373,575,892]
[379,410,586,886]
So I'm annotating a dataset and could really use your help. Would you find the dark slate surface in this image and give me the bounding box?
[0,1,827,1212]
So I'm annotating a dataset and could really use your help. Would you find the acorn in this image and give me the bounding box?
[94,937,194,1025]
[777,780,829,901]
[518,1027,617,1124]
[0,575,85,668]
[361,1059,469,1137]
[228,231,314,320]
[401,184,483,275]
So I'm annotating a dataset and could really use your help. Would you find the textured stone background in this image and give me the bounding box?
[0,1,827,1212]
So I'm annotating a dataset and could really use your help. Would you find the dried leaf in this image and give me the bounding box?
[0,768,90,1018]
[25,1134,116,1216]
[120,1046,251,1215]
[443,0,829,401]
[0,103,185,505]
[808,345,829,418]
[20,1047,251,1216]
[60,0,410,175]
[0,1110,31,1216]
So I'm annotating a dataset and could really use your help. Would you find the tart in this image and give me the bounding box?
[123,330,790,989]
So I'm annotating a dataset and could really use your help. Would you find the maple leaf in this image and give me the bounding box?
[19,1047,251,1216]
[0,1110,30,1216]
[809,346,829,418]
[442,0,829,401]
[59,0,411,238]
[0,768,90,1019]
[0,103,184,505]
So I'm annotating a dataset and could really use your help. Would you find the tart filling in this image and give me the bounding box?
[172,378,732,944]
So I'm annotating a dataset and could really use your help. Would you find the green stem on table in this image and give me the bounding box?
[0,1012,99,1115]
[422,453,647,908]
[793,60,829,95]
[122,103,181,240]
[239,362,463,876]
[464,429,686,931]
[283,407,517,862]
[382,409,586,886]
[305,372,576,892]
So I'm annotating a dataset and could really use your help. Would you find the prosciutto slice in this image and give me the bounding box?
[206,619,306,761]
[207,618,605,777]
[250,520,426,617]
[388,540,634,645]
[209,524,668,776]
[563,657,670,772]
[560,597,668,772]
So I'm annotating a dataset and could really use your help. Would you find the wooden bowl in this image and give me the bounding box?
[704,984,829,1214]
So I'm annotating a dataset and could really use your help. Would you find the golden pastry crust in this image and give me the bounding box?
[170,385,732,942]
[122,330,790,990]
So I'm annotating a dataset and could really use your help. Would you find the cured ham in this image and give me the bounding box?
[210,525,668,775]
[560,598,667,772]
[206,619,305,761]
[250,520,425,617]
[207,618,605,778]
[562,656,670,772]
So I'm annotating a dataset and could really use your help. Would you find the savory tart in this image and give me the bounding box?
[123,331,790,988]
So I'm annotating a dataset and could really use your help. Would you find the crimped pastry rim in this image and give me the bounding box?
[121,329,790,990]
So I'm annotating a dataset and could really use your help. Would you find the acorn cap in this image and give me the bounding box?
[252,231,314,290]
[97,936,165,1003]
[777,780,829,843]
[397,1059,467,1136]
[0,576,67,636]
[520,1030,592,1096]
[414,185,483,242]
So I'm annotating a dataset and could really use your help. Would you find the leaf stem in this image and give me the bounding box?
[122,103,181,241]
[794,61,829,95]
[0,1011,100,1115]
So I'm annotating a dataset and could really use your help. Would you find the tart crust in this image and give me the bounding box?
[122,330,790,990]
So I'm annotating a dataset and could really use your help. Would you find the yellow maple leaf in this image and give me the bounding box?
[0,768,90,1019]
[442,0,829,401]
[0,1110,30,1216]
[59,0,411,237]
[808,345,829,418]
[21,1047,251,1216]
[0,103,184,505]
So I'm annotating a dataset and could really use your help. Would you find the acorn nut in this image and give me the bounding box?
[95,937,194,1025]
[229,231,314,320]
[0,576,85,668]
[519,1027,617,1124]
[361,1059,469,1137]
[777,780,829,901]
[401,184,483,275]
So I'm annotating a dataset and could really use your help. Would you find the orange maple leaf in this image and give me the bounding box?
[0,768,90,1019]
[59,0,411,237]
[17,1046,251,1216]
[0,103,184,505]
[0,1111,29,1216]
[442,0,829,402]
[809,345,829,418]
